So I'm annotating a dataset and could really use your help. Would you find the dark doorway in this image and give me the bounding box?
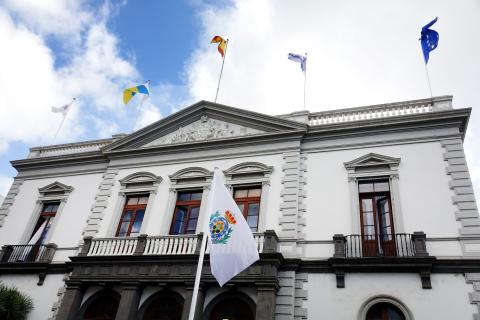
[208,295,255,320]
[82,293,119,320]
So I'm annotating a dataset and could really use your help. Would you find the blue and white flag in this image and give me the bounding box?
[288,53,307,72]
[206,169,259,287]
[420,17,439,64]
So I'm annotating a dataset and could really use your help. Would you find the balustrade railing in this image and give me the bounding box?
[0,244,56,263]
[81,231,276,257]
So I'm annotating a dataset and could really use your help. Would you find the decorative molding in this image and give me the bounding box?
[169,167,212,185]
[119,172,162,187]
[465,273,480,320]
[441,139,480,254]
[344,153,404,234]
[143,116,264,147]
[82,168,119,238]
[357,295,413,320]
[38,181,74,196]
[0,178,24,227]
[223,162,273,179]
[344,152,401,172]
[294,273,308,319]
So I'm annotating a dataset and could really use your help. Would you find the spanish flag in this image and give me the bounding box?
[211,36,227,58]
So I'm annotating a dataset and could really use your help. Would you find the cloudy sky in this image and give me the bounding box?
[0,0,479,199]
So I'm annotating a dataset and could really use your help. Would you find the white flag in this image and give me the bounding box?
[51,98,75,116]
[206,169,259,287]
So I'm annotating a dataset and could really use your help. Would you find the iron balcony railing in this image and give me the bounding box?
[0,244,57,263]
[333,232,429,258]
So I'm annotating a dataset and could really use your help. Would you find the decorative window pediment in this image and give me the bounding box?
[119,172,162,188]
[344,153,400,175]
[169,167,213,184]
[224,162,273,180]
[38,182,73,197]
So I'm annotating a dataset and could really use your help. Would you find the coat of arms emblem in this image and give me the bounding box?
[209,210,237,244]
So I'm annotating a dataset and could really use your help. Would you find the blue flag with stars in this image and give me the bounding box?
[420,17,439,64]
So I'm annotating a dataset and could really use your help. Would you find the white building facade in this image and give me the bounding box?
[0,96,479,320]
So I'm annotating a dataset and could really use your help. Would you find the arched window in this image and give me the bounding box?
[366,302,406,320]
[82,291,120,320]
[138,291,183,320]
[359,296,412,320]
[204,292,255,320]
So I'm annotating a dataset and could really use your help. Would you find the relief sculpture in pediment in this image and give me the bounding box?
[144,116,264,147]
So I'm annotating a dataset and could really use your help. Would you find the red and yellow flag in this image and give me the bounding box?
[211,35,227,58]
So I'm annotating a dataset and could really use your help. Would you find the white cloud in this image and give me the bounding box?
[0,1,139,151]
[183,0,480,196]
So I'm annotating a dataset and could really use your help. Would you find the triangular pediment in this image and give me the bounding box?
[38,181,73,195]
[103,100,306,152]
[344,153,401,170]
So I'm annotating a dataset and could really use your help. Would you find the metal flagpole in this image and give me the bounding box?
[52,98,75,143]
[424,63,433,98]
[52,115,67,143]
[303,54,307,111]
[188,167,217,320]
[214,40,229,103]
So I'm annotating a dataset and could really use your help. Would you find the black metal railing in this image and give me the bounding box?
[344,233,415,258]
[333,232,429,258]
[0,244,56,263]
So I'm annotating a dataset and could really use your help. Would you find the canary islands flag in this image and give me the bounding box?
[123,81,150,105]
[206,168,259,287]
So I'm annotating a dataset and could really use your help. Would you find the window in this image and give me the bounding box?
[234,187,262,232]
[170,190,203,235]
[358,180,396,256]
[29,202,60,244]
[116,195,149,237]
[366,302,406,320]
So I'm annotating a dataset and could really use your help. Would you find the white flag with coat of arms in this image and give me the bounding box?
[206,168,259,287]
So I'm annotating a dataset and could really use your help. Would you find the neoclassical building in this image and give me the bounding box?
[1,96,480,320]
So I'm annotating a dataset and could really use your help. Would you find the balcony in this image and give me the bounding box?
[79,232,275,257]
[330,232,436,289]
[0,244,57,263]
[0,244,61,285]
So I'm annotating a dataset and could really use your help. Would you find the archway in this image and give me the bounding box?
[204,291,255,320]
[81,291,120,320]
[366,302,406,320]
[138,290,184,320]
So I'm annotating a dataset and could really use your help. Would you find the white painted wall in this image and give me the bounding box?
[0,273,65,320]
[304,142,459,241]
[96,154,283,238]
[0,173,103,249]
[306,273,477,320]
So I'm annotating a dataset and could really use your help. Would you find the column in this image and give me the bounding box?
[256,286,277,320]
[182,283,205,320]
[55,282,84,320]
[115,282,141,320]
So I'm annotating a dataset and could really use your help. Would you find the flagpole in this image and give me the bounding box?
[188,167,217,320]
[52,98,75,143]
[52,115,67,143]
[303,53,307,111]
[424,63,433,98]
[214,40,228,103]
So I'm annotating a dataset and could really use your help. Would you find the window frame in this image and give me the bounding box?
[108,172,162,237]
[344,153,404,235]
[169,190,203,235]
[22,181,73,245]
[233,186,262,232]
[358,296,412,320]
[115,195,149,237]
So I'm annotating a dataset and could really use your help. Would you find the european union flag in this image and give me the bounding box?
[420,17,439,64]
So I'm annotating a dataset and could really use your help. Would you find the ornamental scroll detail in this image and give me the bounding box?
[144,116,264,147]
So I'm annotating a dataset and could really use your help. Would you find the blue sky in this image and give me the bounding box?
[0,0,479,198]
